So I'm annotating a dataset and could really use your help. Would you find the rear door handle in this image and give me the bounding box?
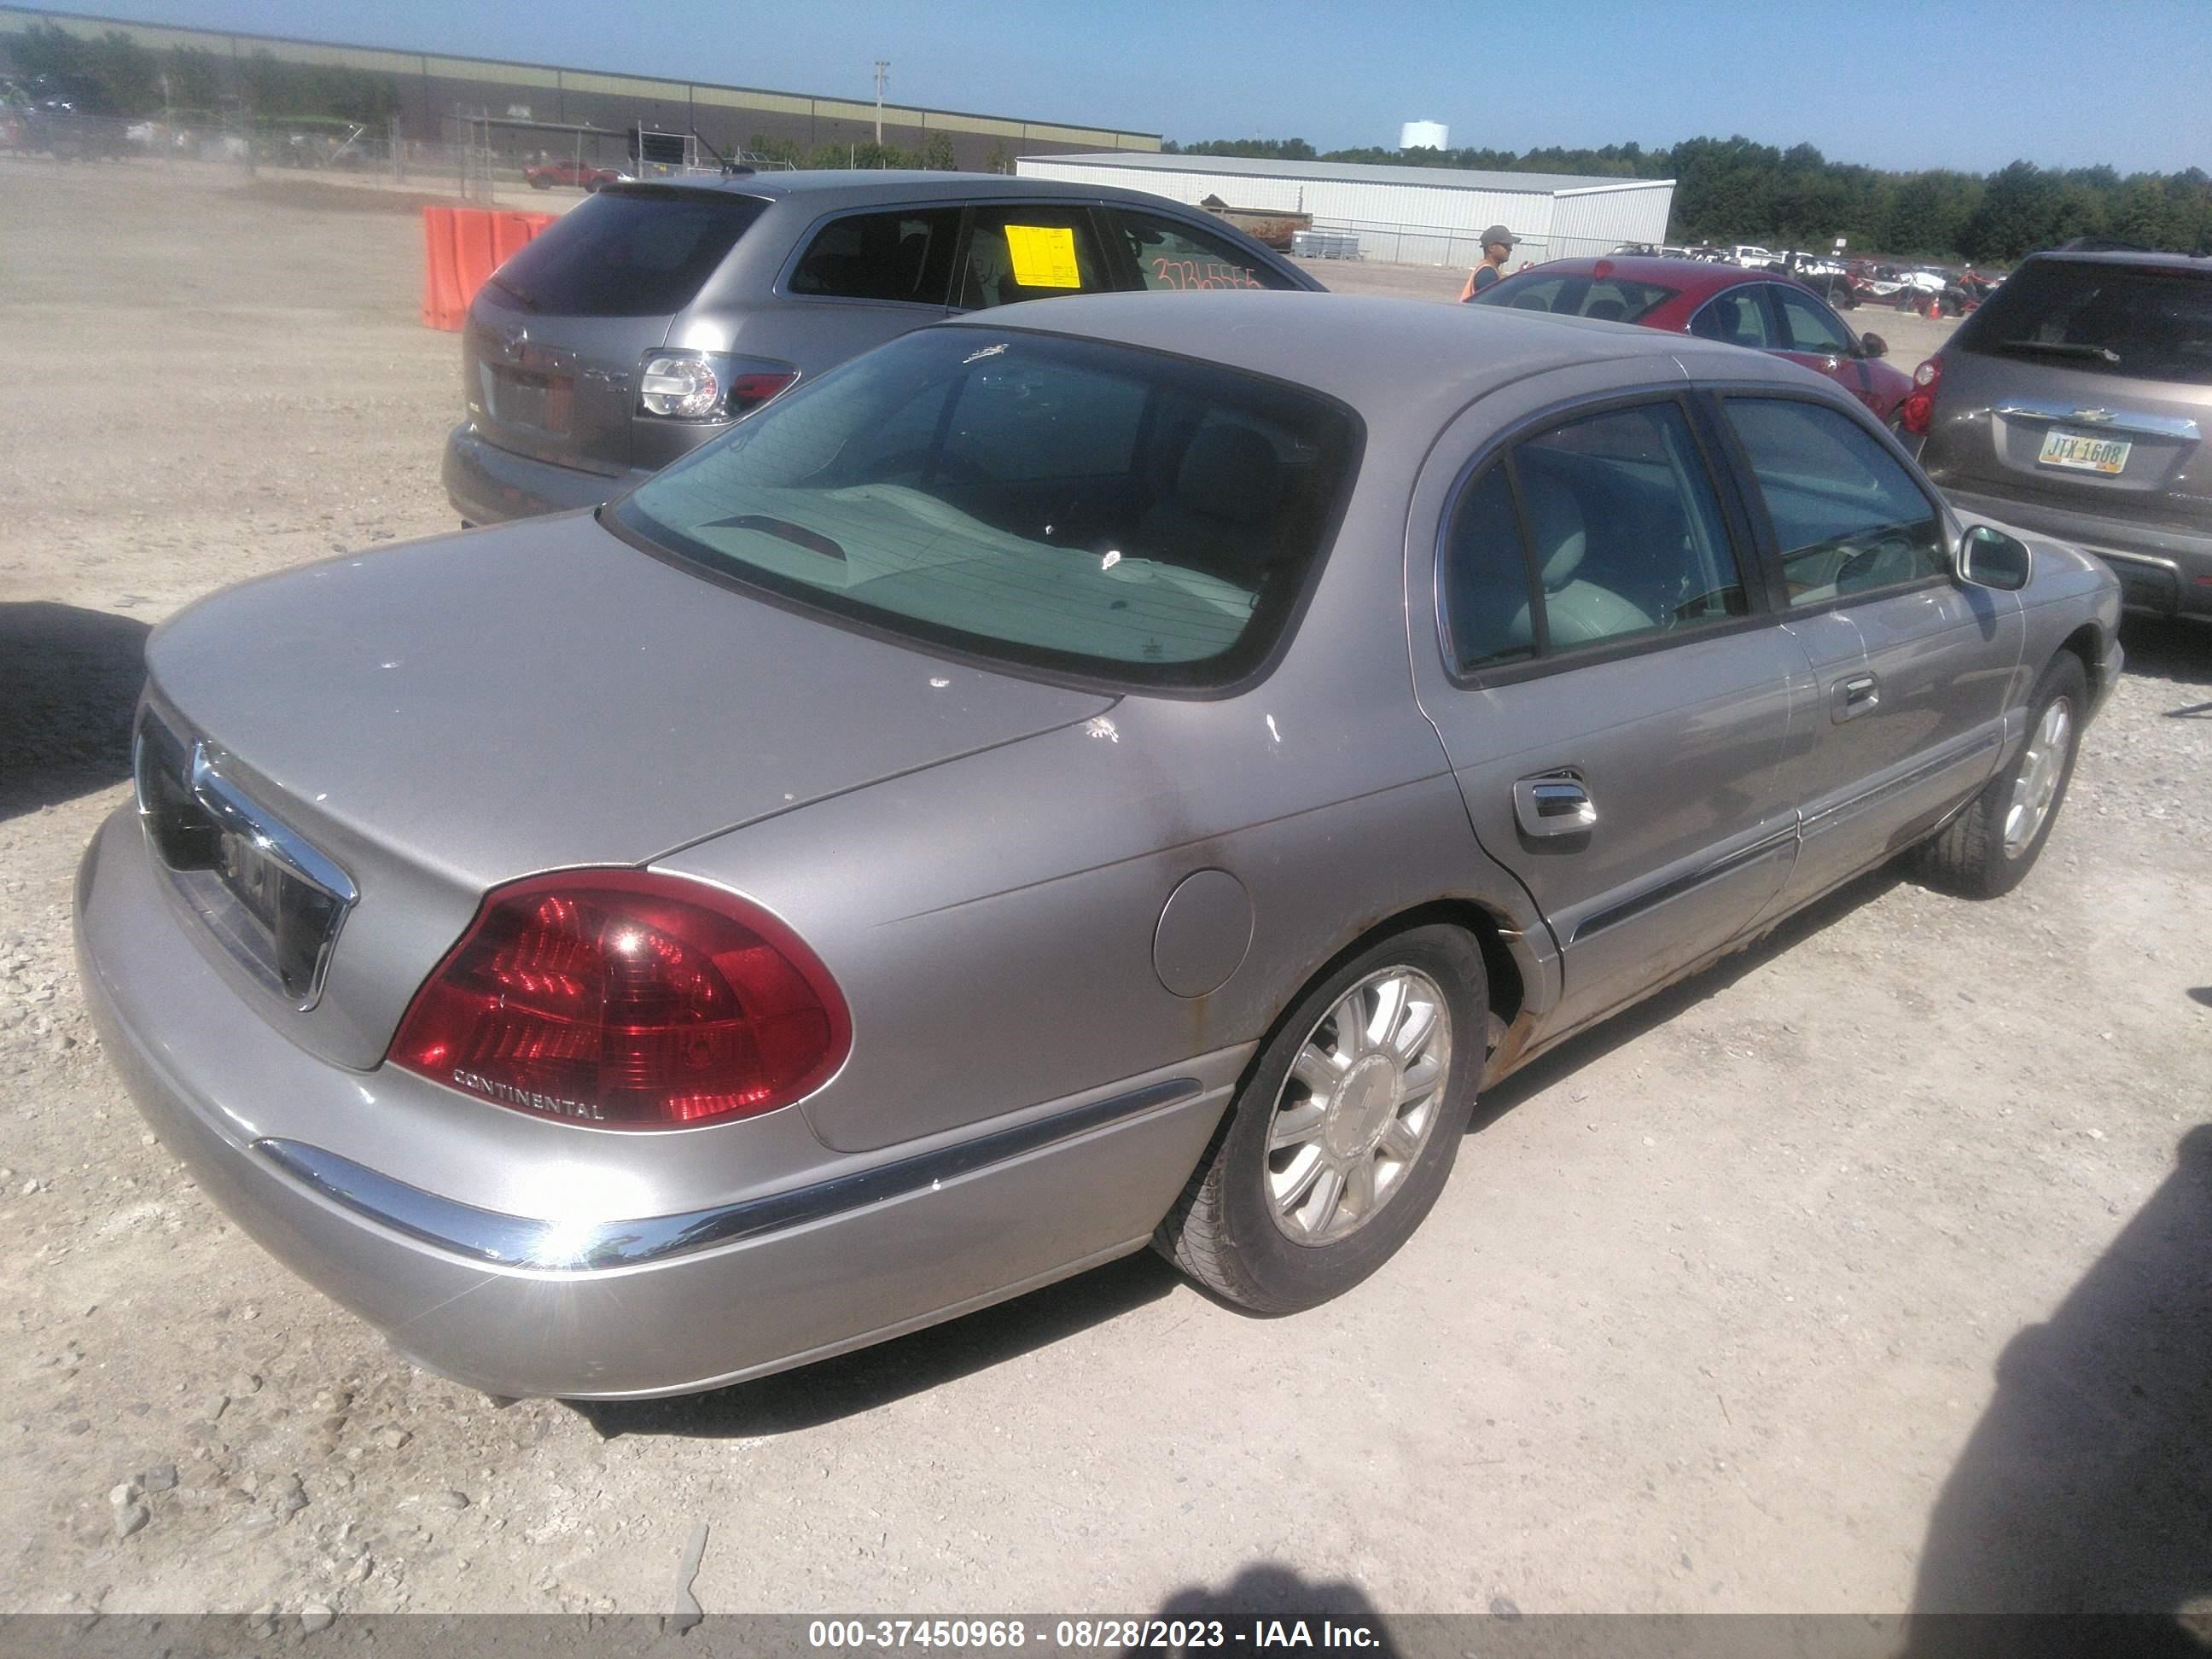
[1832,673,1880,722]
[1514,773,1596,838]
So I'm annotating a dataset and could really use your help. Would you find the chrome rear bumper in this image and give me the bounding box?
[75,808,1231,1399]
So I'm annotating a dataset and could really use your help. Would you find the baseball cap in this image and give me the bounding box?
[1481,224,1517,247]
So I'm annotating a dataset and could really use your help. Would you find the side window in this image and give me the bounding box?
[1491,275,1569,313]
[1442,401,1748,670]
[1771,286,1855,354]
[1111,211,1299,291]
[953,207,1111,310]
[787,209,959,305]
[1441,465,1537,669]
[1723,398,1947,604]
[1689,288,1773,348]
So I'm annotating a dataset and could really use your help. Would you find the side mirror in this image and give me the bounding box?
[1858,331,1889,358]
[1957,524,2032,591]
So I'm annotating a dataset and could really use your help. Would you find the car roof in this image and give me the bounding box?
[1507,255,1767,298]
[2020,248,2211,274]
[606,169,1233,212]
[934,290,1767,428]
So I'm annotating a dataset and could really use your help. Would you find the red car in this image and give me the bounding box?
[1470,255,1916,430]
[523,158,626,192]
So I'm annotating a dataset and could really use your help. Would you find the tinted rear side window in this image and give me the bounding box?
[1690,288,1773,347]
[1961,260,2212,386]
[1442,401,1744,669]
[488,189,767,317]
[953,207,1113,310]
[1472,271,1679,323]
[787,208,959,305]
[1110,210,1302,292]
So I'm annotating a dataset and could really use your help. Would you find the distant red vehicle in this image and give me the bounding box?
[1470,254,1918,430]
[523,158,625,192]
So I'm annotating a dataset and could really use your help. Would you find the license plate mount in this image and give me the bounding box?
[2036,428,2131,474]
[497,370,575,434]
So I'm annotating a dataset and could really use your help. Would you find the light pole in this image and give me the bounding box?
[873,60,888,148]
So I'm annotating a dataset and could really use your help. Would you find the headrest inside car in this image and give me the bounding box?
[1517,469,1587,589]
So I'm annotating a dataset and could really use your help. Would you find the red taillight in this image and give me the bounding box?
[726,370,798,416]
[389,870,849,1129]
[1901,354,1942,435]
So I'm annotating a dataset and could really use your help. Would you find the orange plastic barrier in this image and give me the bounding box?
[421,207,556,331]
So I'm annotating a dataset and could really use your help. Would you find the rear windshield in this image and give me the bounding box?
[1470,270,1679,324]
[488,188,767,317]
[614,329,1362,690]
[1960,259,2212,385]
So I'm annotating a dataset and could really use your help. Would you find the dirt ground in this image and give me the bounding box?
[2,159,2207,1624]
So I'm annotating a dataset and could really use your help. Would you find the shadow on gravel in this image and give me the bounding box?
[2116,615,2210,703]
[1472,865,1904,1129]
[0,602,148,820]
[1121,1565,1400,1652]
[573,1248,1179,1441]
[1901,1124,2212,1655]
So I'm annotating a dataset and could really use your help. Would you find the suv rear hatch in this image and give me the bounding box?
[1924,257,2212,535]
[462,187,770,476]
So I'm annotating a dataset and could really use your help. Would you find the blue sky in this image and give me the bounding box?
[68,0,2212,174]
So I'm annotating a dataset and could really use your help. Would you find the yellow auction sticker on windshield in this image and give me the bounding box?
[1004,224,1082,288]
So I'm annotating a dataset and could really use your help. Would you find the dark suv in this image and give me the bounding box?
[443,172,1320,525]
[1910,249,2212,620]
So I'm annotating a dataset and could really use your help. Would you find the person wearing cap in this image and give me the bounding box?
[1458,224,1517,300]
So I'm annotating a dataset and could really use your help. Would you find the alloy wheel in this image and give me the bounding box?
[2002,696,2074,859]
[1264,968,1453,1245]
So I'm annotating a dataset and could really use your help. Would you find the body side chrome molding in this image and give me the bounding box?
[1571,825,1799,944]
[254,1074,1205,1272]
[1799,730,2001,840]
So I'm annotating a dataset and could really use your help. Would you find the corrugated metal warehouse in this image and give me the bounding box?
[1016,151,1676,269]
[0,4,1161,171]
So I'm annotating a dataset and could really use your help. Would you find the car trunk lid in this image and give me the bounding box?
[140,512,1115,1068]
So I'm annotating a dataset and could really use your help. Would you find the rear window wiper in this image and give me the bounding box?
[1998,339,2120,364]
[487,272,539,311]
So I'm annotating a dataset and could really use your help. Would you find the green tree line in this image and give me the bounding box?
[3,22,399,125]
[1166,135,2212,263]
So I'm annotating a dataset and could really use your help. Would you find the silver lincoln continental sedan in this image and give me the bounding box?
[77,293,2121,1400]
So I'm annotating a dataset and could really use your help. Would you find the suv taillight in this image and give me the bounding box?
[1901,354,1942,436]
[389,870,848,1129]
[638,350,797,422]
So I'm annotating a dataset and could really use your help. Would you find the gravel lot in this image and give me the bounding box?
[2,160,2207,1624]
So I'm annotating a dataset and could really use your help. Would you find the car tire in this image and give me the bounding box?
[528,174,550,190]
[1154,924,1484,1314]
[1912,654,2087,899]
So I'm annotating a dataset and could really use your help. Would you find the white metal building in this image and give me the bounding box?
[1015,151,1676,269]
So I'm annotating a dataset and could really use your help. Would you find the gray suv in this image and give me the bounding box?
[442,171,1321,525]
[1912,249,2212,621]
